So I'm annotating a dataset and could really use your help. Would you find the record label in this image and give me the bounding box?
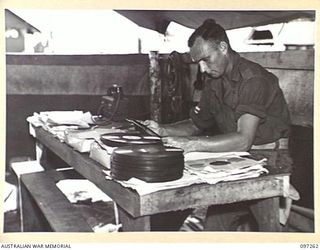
[100,132,162,147]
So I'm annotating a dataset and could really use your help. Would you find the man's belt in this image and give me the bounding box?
[251,138,288,150]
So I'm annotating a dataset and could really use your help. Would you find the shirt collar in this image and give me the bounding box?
[224,51,241,82]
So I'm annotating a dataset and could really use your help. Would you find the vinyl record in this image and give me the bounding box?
[112,145,183,159]
[100,132,162,147]
[110,162,184,182]
[111,158,184,169]
[110,145,184,183]
[111,166,182,178]
[111,160,184,173]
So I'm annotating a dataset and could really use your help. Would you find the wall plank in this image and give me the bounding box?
[6,64,149,95]
[268,69,314,126]
[241,50,314,70]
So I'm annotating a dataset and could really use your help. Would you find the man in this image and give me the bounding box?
[145,19,292,231]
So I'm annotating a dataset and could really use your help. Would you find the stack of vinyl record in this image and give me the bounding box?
[100,132,162,147]
[110,145,184,183]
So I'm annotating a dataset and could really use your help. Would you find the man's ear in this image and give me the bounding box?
[219,41,228,54]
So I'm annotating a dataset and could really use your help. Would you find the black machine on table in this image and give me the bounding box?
[96,85,129,123]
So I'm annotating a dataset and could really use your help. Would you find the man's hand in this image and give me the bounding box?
[141,120,167,137]
[162,136,191,152]
[141,118,200,137]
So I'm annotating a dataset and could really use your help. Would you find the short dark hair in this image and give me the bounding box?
[188,19,230,48]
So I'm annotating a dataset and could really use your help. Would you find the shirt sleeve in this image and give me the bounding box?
[235,76,277,121]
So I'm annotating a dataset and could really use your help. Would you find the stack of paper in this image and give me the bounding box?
[65,127,124,153]
[185,154,268,184]
[103,170,203,195]
[27,111,94,141]
[38,110,93,128]
[89,140,116,169]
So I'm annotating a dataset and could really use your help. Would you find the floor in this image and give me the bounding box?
[4,210,21,232]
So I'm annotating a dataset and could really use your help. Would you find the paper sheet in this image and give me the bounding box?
[103,170,204,195]
[27,111,95,141]
[185,154,268,184]
[56,179,113,203]
[65,128,124,152]
[39,110,93,128]
[89,141,112,169]
[184,151,249,161]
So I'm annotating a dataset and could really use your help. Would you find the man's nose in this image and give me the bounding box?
[199,61,207,73]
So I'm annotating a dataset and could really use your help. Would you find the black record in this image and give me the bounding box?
[111,166,182,178]
[112,145,183,158]
[110,145,184,183]
[111,159,184,170]
[111,163,183,182]
[100,132,162,147]
[111,160,184,173]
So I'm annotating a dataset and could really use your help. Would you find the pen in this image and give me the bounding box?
[125,118,162,138]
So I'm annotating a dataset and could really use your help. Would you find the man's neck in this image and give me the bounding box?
[224,50,236,79]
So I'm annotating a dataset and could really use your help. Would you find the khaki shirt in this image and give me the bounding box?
[190,52,291,145]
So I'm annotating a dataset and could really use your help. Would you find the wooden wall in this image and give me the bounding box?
[241,50,314,127]
[6,54,150,95]
[5,51,314,208]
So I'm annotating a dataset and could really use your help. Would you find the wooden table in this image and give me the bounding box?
[29,127,290,232]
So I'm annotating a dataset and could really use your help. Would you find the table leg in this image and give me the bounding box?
[36,141,44,162]
[250,197,282,232]
[117,206,151,231]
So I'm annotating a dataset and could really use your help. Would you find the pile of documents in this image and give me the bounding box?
[103,169,203,195]
[27,111,94,141]
[184,152,268,184]
[65,128,123,153]
[89,140,116,168]
[27,111,125,152]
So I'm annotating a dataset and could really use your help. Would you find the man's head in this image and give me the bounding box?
[188,19,232,78]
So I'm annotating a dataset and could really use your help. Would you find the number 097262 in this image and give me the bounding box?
[300,244,319,248]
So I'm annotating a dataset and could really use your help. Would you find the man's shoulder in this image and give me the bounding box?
[238,56,272,80]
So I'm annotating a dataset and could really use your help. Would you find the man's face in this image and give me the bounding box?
[190,37,228,78]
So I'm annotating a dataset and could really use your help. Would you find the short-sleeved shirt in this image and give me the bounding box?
[190,51,291,145]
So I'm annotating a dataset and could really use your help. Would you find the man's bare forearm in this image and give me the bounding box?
[188,132,251,152]
[164,132,251,153]
[162,119,201,136]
